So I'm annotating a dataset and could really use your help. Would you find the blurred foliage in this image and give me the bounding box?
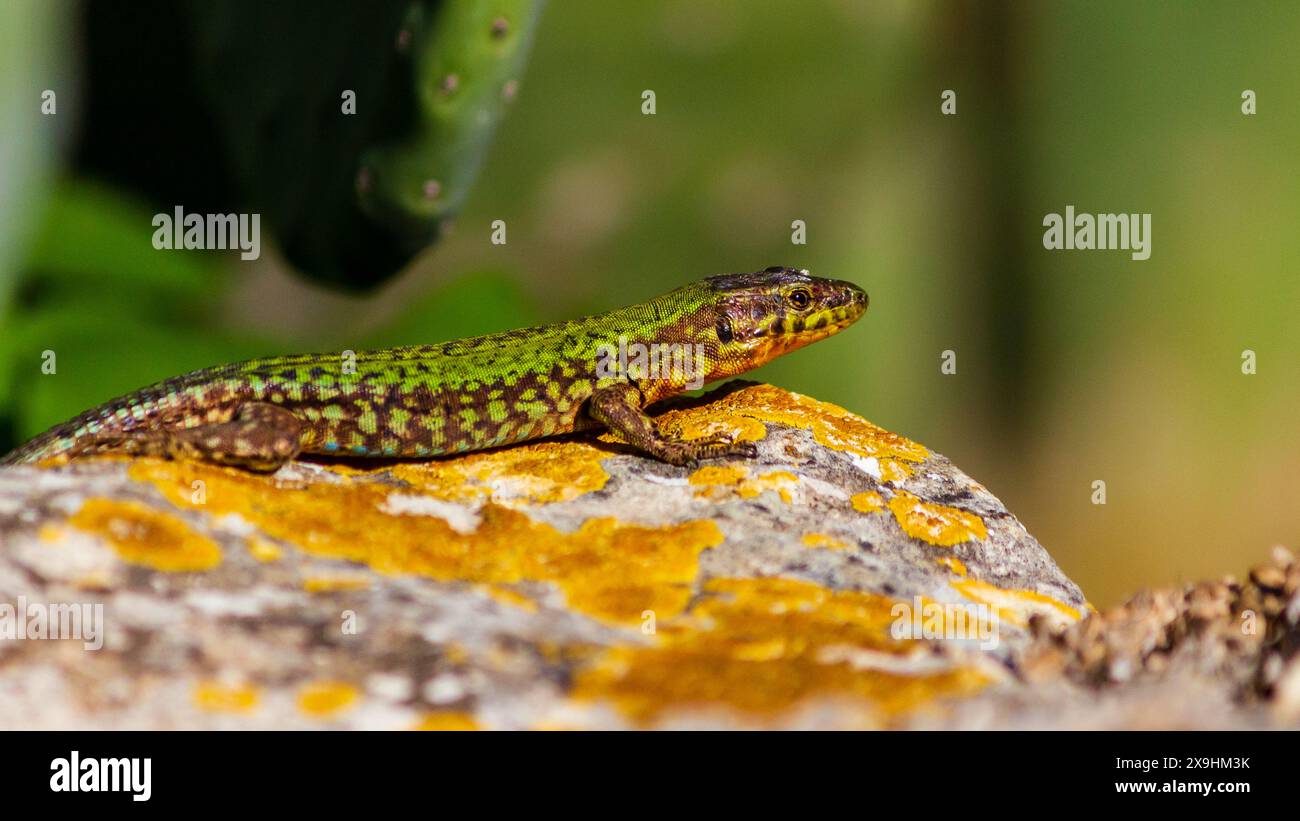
[0,0,1297,606]
[0,0,70,319]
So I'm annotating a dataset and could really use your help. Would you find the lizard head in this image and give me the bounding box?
[701,266,868,377]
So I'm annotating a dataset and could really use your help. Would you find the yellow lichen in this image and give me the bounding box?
[297,681,359,717]
[246,537,283,562]
[482,584,537,612]
[573,576,991,725]
[193,681,260,714]
[130,459,723,625]
[689,464,796,503]
[389,439,610,505]
[887,490,987,547]
[303,574,372,593]
[851,490,884,513]
[68,498,222,572]
[737,470,798,502]
[633,385,929,478]
[441,643,469,665]
[879,460,913,483]
[801,532,849,551]
[413,711,479,731]
[688,465,749,486]
[951,577,1081,629]
[936,556,968,577]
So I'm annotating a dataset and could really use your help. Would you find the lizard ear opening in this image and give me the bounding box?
[715,316,734,343]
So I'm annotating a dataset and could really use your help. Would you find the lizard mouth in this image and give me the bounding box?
[745,287,867,364]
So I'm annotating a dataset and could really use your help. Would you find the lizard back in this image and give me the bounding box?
[2,287,706,463]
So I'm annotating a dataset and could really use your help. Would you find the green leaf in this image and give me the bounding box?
[23,179,215,298]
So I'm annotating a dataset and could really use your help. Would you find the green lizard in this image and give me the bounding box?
[2,268,867,471]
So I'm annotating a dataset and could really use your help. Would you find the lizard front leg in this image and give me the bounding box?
[588,383,756,466]
[67,402,303,472]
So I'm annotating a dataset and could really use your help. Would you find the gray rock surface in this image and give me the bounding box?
[0,382,1151,729]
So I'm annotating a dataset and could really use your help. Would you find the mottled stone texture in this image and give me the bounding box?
[2,382,1288,729]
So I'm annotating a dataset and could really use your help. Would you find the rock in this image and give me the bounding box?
[933,543,1300,730]
[0,382,1090,728]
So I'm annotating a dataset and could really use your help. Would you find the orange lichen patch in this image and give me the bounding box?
[937,556,968,577]
[68,498,222,572]
[851,490,884,514]
[193,681,260,714]
[737,470,798,502]
[689,464,797,503]
[413,711,479,731]
[482,584,537,612]
[801,532,849,551]
[573,576,991,725]
[878,460,914,483]
[951,578,1082,629]
[554,519,723,622]
[387,440,609,505]
[129,459,722,626]
[297,681,359,718]
[246,537,283,562]
[38,524,65,543]
[688,464,749,486]
[442,643,470,665]
[887,490,987,547]
[633,385,929,474]
[303,574,372,593]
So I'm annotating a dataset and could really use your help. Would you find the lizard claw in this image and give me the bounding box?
[668,436,758,464]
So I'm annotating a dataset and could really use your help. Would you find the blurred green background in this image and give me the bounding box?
[1,0,1296,607]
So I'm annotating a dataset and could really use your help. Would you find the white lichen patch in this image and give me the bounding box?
[381,493,481,534]
[848,454,882,480]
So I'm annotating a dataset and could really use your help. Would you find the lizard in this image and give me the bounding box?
[1,267,867,472]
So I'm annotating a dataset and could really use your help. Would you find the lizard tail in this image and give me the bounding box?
[1,376,211,466]
[1,423,83,465]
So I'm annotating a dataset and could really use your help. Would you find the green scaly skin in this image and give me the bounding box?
[2,268,867,471]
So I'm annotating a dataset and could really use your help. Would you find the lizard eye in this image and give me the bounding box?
[786,288,812,311]
[715,316,734,343]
